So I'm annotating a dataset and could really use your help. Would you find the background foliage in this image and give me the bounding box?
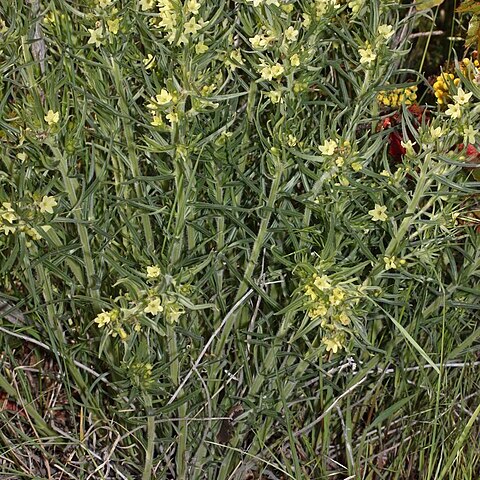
[0,0,479,479]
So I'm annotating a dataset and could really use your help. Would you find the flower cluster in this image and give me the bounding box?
[377,85,418,108]
[93,308,130,340]
[304,273,359,354]
[0,198,56,245]
[146,88,179,127]
[314,0,340,18]
[445,86,473,120]
[84,0,122,48]
[358,24,395,69]
[259,62,285,81]
[249,28,277,50]
[149,0,205,45]
[93,265,187,341]
[128,361,154,390]
[317,138,362,179]
[246,0,280,7]
[460,56,480,80]
[383,255,406,270]
[433,73,460,105]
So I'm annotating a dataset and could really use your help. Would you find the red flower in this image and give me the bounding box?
[458,143,480,180]
[388,131,406,162]
[379,104,429,163]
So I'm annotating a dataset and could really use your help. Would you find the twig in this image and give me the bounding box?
[28,0,46,75]
[0,325,107,384]
[167,289,254,405]
[294,375,368,438]
[409,30,444,39]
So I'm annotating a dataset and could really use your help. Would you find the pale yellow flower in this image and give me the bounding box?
[1,203,16,223]
[107,18,120,34]
[185,0,200,14]
[151,115,163,126]
[351,161,363,172]
[270,63,284,78]
[377,24,394,40]
[338,312,350,325]
[250,34,270,50]
[266,90,282,103]
[305,285,317,301]
[38,195,57,214]
[195,42,208,54]
[87,27,103,47]
[319,139,337,156]
[359,46,376,65]
[400,139,415,156]
[348,0,363,14]
[287,134,297,147]
[1,224,16,235]
[95,311,112,327]
[281,3,294,13]
[44,110,59,125]
[146,265,161,278]
[259,65,273,80]
[226,49,244,70]
[26,227,42,241]
[329,286,345,306]
[452,87,473,105]
[302,13,311,28]
[309,303,328,318]
[429,125,442,140]
[2,212,16,224]
[118,327,128,340]
[139,0,155,10]
[184,17,201,35]
[323,336,343,353]
[164,301,185,323]
[156,89,173,105]
[384,256,397,270]
[284,26,298,42]
[166,111,178,124]
[463,125,477,144]
[313,274,331,291]
[445,103,461,119]
[144,297,164,315]
[369,204,388,222]
[290,53,300,67]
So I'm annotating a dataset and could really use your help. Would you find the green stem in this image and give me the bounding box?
[29,248,100,414]
[142,394,155,480]
[110,59,154,251]
[249,310,294,396]
[36,262,62,339]
[168,110,189,480]
[213,163,225,326]
[216,158,284,480]
[215,159,284,356]
[48,143,99,306]
[370,154,433,279]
